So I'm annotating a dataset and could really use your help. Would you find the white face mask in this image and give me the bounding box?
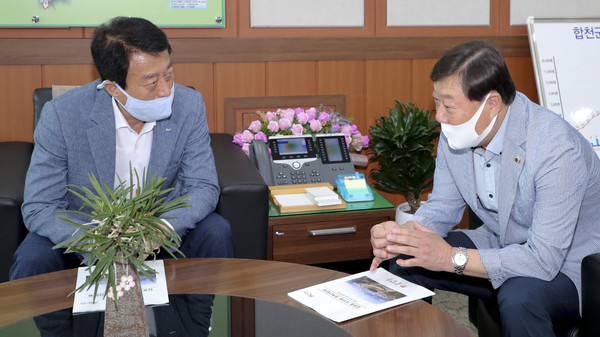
[441,93,496,150]
[97,80,175,122]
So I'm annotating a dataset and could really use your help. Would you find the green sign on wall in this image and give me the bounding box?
[0,0,225,27]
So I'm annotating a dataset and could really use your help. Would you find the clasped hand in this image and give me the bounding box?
[141,219,172,260]
[370,220,453,273]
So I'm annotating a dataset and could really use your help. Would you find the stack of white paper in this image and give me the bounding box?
[304,186,342,206]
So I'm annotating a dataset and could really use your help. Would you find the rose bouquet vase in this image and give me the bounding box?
[104,252,148,337]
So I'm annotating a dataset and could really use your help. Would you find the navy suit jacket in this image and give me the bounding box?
[22,80,220,245]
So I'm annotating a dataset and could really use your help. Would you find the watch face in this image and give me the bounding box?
[453,253,467,266]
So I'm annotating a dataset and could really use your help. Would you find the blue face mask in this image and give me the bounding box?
[98,80,175,122]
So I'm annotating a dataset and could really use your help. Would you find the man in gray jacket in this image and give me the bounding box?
[371,40,600,336]
[11,16,232,335]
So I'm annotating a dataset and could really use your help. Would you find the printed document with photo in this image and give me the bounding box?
[288,268,435,322]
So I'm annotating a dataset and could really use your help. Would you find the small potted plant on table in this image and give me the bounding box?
[54,170,189,336]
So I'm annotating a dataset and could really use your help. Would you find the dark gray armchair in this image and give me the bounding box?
[0,88,269,282]
[0,142,32,282]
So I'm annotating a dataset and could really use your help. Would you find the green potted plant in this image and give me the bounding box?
[368,101,440,221]
[53,169,189,336]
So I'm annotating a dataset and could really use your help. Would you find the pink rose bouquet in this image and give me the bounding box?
[233,105,369,156]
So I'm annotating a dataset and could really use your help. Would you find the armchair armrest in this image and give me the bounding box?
[0,142,33,282]
[210,133,269,259]
[581,253,600,337]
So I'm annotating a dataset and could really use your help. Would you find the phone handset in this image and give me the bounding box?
[249,139,274,185]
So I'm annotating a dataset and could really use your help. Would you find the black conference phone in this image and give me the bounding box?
[249,133,354,187]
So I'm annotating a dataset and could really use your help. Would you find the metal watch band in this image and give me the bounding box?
[452,247,468,275]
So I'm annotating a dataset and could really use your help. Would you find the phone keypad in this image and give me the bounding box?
[275,169,324,185]
[290,170,307,184]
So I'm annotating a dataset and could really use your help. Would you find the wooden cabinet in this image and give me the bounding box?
[268,203,395,265]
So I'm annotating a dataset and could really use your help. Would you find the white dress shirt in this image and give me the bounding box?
[112,99,174,232]
[112,98,155,191]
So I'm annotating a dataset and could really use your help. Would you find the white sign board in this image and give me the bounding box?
[528,17,600,157]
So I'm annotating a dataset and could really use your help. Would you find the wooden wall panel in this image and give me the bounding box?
[362,59,413,209]
[0,27,83,39]
[214,62,266,133]
[411,59,438,112]
[364,59,413,129]
[316,60,365,128]
[0,65,41,142]
[265,61,317,96]
[0,36,531,66]
[499,0,527,35]
[504,56,538,103]
[173,63,215,130]
[41,65,99,86]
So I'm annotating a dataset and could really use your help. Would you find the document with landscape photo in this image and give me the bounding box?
[288,268,435,322]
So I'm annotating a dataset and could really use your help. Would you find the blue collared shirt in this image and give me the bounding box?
[473,107,511,217]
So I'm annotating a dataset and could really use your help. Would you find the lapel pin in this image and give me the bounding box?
[514,156,520,163]
[165,128,172,132]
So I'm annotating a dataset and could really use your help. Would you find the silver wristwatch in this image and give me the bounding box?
[452,247,468,275]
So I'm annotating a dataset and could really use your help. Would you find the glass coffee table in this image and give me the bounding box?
[0,258,474,337]
[0,294,352,337]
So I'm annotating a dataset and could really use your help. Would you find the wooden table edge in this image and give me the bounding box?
[0,258,474,336]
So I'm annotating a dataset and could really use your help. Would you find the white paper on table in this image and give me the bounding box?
[288,268,435,322]
[274,193,314,207]
[72,260,169,314]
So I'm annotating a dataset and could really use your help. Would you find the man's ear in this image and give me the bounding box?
[102,81,120,98]
[487,92,503,117]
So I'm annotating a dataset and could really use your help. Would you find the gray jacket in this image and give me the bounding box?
[414,92,600,303]
[22,80,220,245]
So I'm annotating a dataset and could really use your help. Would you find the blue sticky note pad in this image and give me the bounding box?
[336,172,374,202]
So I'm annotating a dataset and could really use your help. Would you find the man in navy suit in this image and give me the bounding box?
[10,16,233,335]
[370,41,600,336]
